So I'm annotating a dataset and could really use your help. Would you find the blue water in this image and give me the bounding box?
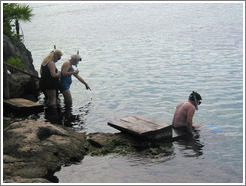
[21,2,244,183]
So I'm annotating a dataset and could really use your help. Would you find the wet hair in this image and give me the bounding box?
[43,49,63,62]
[189,91,202,101]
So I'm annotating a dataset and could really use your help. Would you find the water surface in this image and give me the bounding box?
[21,2,244,183]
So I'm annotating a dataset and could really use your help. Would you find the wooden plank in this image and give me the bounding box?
[143,125,172,140]
[108,120,144,136]
[133,114,170,128]
[121,115,170,131]
[172,128,188,140]
[3,98,43,113]
[110,115,166,135]
[4,98,41,107]
[119,117,159,133]
[108,115,172,140]
[131,115,172,140]
[3,62,40,79]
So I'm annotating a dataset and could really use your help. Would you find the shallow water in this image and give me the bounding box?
[20,2,244,183]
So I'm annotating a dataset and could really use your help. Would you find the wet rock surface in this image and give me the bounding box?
[3,120,88,183]
[3,120,173,183]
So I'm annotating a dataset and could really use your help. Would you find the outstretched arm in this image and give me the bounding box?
[73,73,91,90]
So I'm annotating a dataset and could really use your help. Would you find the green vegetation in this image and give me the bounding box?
[3,3,34,41]
[7,56,24,69]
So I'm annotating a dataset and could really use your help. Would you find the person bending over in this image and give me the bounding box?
[59,54,91,106]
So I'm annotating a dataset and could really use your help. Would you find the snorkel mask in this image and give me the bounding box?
[75,51,82,68]
[192,91,201,110]
[53,45,61,61]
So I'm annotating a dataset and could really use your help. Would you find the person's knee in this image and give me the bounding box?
[62,90,72,104]
[45,90,57,106]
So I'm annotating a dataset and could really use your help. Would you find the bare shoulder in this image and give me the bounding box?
[48,61,55,65]
[62,61,70,67]
[178,101,187,107]
[47,61,56,67]
[181,101,194,110]
[187,102,195,110]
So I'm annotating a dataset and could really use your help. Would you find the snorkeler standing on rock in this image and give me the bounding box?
[59,54,91,106]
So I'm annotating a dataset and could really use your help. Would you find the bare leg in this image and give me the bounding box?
[45,89,57,106]
[62,89,72,106]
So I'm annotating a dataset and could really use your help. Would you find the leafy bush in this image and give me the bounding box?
[3,3,33,41]
[7,56,24,69]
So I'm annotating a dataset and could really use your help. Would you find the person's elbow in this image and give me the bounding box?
[51,72,59,78]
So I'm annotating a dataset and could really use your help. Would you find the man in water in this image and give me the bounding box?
[172,91,202,136]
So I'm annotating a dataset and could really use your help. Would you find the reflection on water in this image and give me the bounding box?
[55,136,205,183]
[175,137,204,158]
[44,102,92,128]
[21,2,243,183]
[174,128,204,157]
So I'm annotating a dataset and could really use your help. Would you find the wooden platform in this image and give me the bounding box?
[108,115,173,140]
[3,98,43,113]
[172,128,188,140]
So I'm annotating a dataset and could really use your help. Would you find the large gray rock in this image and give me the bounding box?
[3,120,88,183]
[7,72,38,99]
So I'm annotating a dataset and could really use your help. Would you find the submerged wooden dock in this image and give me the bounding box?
[108,114,173,140]
[3,98,43,113]
[108,114,190,141]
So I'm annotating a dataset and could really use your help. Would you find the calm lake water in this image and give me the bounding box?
[21,2,244,183]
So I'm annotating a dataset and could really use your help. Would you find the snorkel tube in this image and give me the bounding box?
[53,45,58,62]
[75,51,79,68]
[192,91,200,110]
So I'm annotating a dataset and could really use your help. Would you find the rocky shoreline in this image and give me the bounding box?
[2,33,174,183]
[3,120,174,183]
[3,34,40,101]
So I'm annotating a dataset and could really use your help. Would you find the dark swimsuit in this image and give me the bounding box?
[40,61,59,90]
